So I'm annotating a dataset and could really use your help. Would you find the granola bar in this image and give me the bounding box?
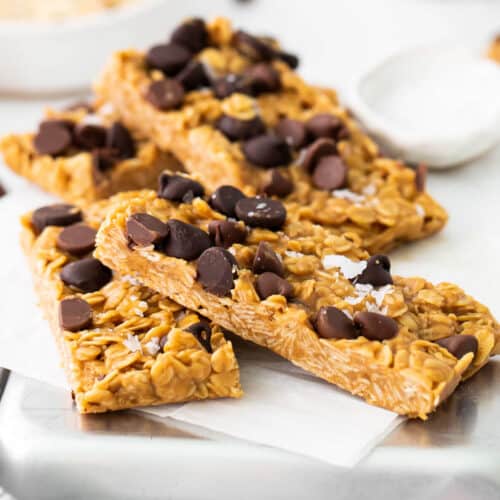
[94,185,499,418]
[1,104,180,205]
[22,192,242,413]
[94,17,447,253]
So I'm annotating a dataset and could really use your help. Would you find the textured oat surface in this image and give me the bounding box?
[1,106,179,205]
[22,192,242,414]
[95,17,447,254]
[95,190,499,418]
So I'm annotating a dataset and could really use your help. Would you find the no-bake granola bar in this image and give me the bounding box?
[1,104,180,205]
[94,184,499,418]
[95,17,447,253]
[22,192,241,413]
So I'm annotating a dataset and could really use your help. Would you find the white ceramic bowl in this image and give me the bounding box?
[347,41,500,168]
[0,0,183,95]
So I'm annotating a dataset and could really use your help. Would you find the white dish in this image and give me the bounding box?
[348,42,500,168]
[0,0,181,95]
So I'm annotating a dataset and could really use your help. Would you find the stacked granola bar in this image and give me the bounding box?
[2,17,498,417]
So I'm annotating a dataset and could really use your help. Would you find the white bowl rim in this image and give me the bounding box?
[0,0,166,35]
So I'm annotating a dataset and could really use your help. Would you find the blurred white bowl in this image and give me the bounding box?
[0,0,182,95]
[348,42,500,168]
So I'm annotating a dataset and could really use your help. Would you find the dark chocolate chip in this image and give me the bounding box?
[158,172,204,202]
[277,50,299,69]
[209,185,246,217]
[215,114,265,141]
[91,148,119,175]
[211,74,250,99]
[39,119,75,133]
[315,306,358,339]
[146,43,192,76]
[415,163,427,192]
[175,60,209,91]
[356,255,393,287]
[196,247,237,296]
[185,320,213,352]
[208,220,246,248]
[241,63,281,95]
[145,79,185,111]
[32,204,82,234]
[170,18,208,53]
[253,241,284,276]
[56,223,97,256]
[306,114,342,140]
[126,213,169,247]
[337,125,350,141]
[33,122,72,156]
[353,312,399,341]
[300,138,337,172]
[59,297,92,332]
[235,197,286,229]
[275,118,308,149]
[74,124,107,150]
[262,169,294,197]
[242,134,292,167]
[436,334,478,359]
[232,30,274,61]
[311,155,348,191]
[164,219,211,261]
[60,257,112,293]
[255,272,293,300]
[106,122,135,159]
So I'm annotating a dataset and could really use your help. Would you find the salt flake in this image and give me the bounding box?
[332,189,365,204]
[415,204,425,217]
[145,337,161,356]
[123,334,142,353]
[322,255,367,279]
[285,250,304,258]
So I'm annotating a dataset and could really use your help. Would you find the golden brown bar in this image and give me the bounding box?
[22,192,241,413]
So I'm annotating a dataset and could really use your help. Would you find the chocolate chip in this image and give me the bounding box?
[356,255,393,287]
[175,60,209,91]
[216,114,265,142]
[253,241,284,276]
[353,312,399,341]
[56,223,97,256]
[277,50,299,69]
[158,172,204,202]
[232,30,274,61]
[208,220,246,248]
[241,63,281,95]
[92,148,119,176]
[145,79,185,111]
[74,124,107,150]
[415,163,427,192]
[315,306,358,339]
[196,247,237,296]
[211,75,249,99]
[306,114,342,140]
[242,134,292,167]
[60,257,112,293]
[255,272,293,300]
[59,297,92,332]
[170,18,208,53]
[275,118,308,149]
[32,204,82,234]
[209,185,246,217]
[0,182,6,198]
[262,169,294,197]
[436,334,478,359]
[146,43,192,76]
[106,122,135,158]
[163,219,211,261]
[337,125,350,141]
[311,155,348,191]
[185,320,213,352]
[34,122,72,156]
[235,197,286,229]
[126,213,169,247]
[39,119,75,133]
[300,138,337,172]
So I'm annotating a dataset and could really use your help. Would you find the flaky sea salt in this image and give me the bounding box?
[371,285,394,307]
[322,255,367,279]
[121,274,142,286]
[285,250,304,258]
[145,337,161,356]
[332,189,365,204]
[415,204,425,217]
[123,334,142,353]
[362,184,377,196]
